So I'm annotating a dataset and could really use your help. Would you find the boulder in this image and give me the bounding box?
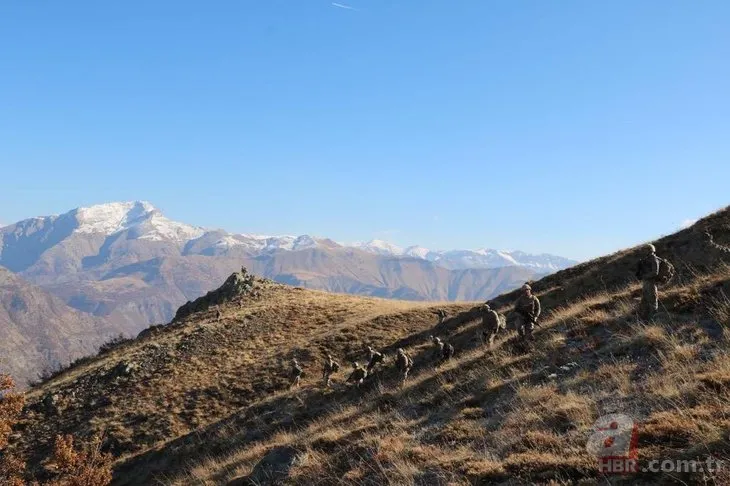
[229,445,301,485]
[109,361,137,379]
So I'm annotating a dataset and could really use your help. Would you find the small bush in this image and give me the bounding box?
[47,434,113,486]
[97,334,131,356]
[0,374,27,485]
[1,374,112,486]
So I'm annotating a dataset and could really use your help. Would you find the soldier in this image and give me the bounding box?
[433,308,448,325]
[215,305,223,322]
[514,284,541,342]
[289,359,303,389]
[480,302,502,347]
[322,354,340,388]
[366,346,385,372]
[346,362,368,388]
[636,244,661,319]
[395,348,413,386]
[430,336,455,367]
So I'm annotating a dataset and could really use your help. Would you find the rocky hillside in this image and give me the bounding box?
[8,206,730,485]
[0,267,122,386]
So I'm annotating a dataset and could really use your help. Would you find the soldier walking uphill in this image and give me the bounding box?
[366,346,385,372]
[346,362,368,388]
[322,354,340,388]
[433,309,448,326]
[480,303,503,347]
[395,348,413,386]
[430,336,455,368]
[289,359,303,389]
[635,244,674,319]
[514,284,541,342]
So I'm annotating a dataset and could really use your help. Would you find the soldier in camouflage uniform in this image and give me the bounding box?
[215,305,223,322]
[289,359,303,389]
[433,308,448,326]
[430,336,455,367]
[636,244,661,319]
[366,346,385,372]
[514,284,541,342]
[395,348,413,386]
[480,303,502,347]
[346,362,368,388]
[322,354,340,388]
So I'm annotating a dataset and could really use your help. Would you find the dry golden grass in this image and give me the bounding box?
[154,268,730,485]
[14,232,730,485]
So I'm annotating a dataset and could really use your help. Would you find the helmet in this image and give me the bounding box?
[522,284,531,291]
[646,243,656,253]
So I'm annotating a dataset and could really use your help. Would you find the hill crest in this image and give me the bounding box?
[6,206,730,484]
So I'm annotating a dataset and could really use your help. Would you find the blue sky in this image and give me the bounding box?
[1,1,728,261]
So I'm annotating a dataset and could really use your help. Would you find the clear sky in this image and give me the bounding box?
[1,1,728,261]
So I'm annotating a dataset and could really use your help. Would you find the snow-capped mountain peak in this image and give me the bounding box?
[404,246,431,259]
[352,239,405,256]
[73,201,204,242]
[74,201,155,234]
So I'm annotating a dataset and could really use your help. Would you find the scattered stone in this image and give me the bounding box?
[234,446,302,486]
[109,361,137,379]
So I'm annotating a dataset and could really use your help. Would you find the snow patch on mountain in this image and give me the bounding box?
[74,201,204,242]
[352,240,405,256]
[405,246,431,259]
[213,235,247,249]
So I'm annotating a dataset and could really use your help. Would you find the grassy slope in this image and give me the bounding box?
[16,282,473,479]
[161,269,730,485]
[16,206,730,485]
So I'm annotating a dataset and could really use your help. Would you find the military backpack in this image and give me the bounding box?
[656,257,675,284]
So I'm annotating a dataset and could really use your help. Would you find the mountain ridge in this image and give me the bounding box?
[2,201,577,272]
[10,206,730,485]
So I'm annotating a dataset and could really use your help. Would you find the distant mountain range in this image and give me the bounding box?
[351,240,574,271]
[0,201,576,383]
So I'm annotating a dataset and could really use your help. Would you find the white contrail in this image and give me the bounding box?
[331,2,358,10]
